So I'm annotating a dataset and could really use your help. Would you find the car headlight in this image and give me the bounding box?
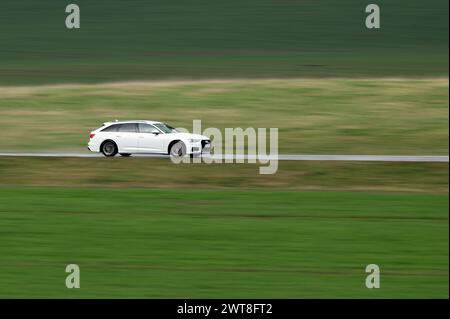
[188,139,201,143]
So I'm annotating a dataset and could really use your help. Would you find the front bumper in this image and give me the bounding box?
[188,140,211,154]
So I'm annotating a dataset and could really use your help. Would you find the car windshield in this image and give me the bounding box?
[153,123,178,133]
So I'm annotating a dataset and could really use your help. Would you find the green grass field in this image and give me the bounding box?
[0,0,448,299]
[0,0,448,85]
[0,188,447,298]
[0,79,448,155]
[0,157,447,297]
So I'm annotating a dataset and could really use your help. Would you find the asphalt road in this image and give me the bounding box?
[0,152,448,162]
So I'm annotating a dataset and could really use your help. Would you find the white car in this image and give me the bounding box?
[88,120,210,157]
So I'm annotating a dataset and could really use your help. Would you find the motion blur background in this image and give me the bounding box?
[0,0,448,297]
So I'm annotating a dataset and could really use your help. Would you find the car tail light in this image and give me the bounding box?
[89,133,95,139]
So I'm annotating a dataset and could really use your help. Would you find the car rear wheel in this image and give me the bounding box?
[169,141,186,157]
[101,141,118,157]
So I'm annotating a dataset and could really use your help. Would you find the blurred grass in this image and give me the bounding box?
[0,0,448,299]
[0,79,448,155]
[0,188,447,298]
[0,0,448,84]
[0,157,448,193]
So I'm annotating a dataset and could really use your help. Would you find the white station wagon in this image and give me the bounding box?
[88,120,210,157]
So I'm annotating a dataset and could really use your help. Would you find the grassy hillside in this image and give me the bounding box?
[0,157,448,193]
[0,0,448,84]
[0,188,447,298]
[0,79,448,155]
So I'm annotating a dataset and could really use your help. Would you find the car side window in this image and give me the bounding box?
[101,124,120,132]
[118,123,138,133]
[139,123,160,134]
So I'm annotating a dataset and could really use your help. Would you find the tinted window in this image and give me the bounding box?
[118,123,138,132]
[139,123,160,133]
[101,124,120,132]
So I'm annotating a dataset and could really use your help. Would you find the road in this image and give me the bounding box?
[0,152,448,162]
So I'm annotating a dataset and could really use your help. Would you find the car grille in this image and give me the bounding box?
[201,140,211,152]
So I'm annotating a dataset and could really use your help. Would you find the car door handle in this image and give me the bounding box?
[115,135,122,138]
[138,136,144,139]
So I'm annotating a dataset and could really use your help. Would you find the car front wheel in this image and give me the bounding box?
[101,141,118,157]
[169,141,186,157]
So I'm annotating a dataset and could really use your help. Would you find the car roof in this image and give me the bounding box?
[103,120,163,126]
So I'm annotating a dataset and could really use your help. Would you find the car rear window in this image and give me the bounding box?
[118,123,138,132]
[101,124,120,132]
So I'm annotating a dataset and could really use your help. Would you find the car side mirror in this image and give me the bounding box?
[152,132,160,135]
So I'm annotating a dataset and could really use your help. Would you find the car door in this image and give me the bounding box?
[114,123,139,152]
[137,123,165,153]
